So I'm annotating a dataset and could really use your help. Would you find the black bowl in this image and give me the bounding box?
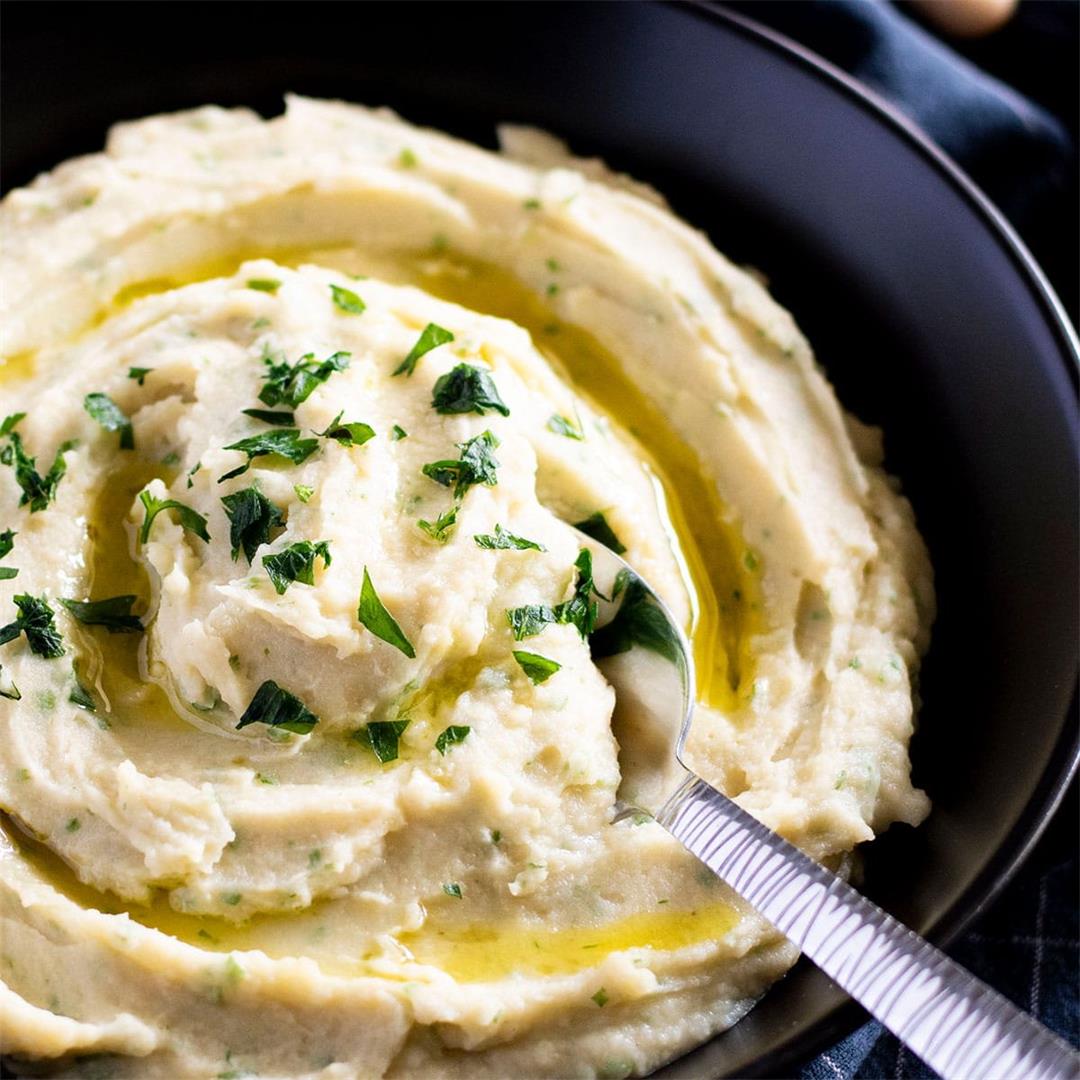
[3,3,1077,1077]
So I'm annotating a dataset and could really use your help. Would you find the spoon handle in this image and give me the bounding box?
[657,775,1079,1080]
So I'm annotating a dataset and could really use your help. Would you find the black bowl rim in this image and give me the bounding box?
[670,3,1079,1075]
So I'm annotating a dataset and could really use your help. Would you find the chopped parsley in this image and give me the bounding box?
[512,650,562,684]
[138,490,210,544]
[329,284,366,315]
[0,568,17,581]
[474,524,544,552]
[391,425,408,441]
[258,350,350,409]
[0,664,20,701]
[262,540,332,595]
[393,323,455,377]
[1,417,77,512]
[219,428,319,482]
[354,719,410,763]
[443,882,463,899]
[241,408,295,426]
[294,484,314,504]
[547,414,584,441]
[435,725,470,754]
[221,487,286,562]
[357,568,415,657]
[422,430,500,498]
[315,412,375,448]
[431,364,510,416]
[0,595,65,658]
[417,505,457,544]
[69,667,96,712]
[573,511,626,554]
[523,198,541,210]
[590,570,684,670]
[591,988,609,1007]
[128,367,153,385]
[236,680,319,734]
[246,278,281,293]
[84,393,134,450]
[505,603,556,641]
[398,147,418,168]
[59,595,142,633]
[554,548,599,637]
[0,529,15,579]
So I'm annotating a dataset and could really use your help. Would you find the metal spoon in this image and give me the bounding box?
[580,534,1079,1080]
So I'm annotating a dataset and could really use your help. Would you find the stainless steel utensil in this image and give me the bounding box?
[580,533,1079,1080]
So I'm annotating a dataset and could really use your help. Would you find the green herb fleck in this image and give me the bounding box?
[138,490,210,543]
[513,650,562,684]
[418,505,458,544]
[236,680,319,735]
[59,595,142,633]
[591,987,609,1007]
[83,393,134,450]
[242,408,295,426]
[315,412,375,448]
[262,540,332,595]
[222,892,243,906]
[590,570,684,670]
[443,882,463,899]
[435,725,470,755]
[505,603,556,641]
[354,719,410,763]
[422,430,500,498]
[128,366,153,385]
[246,278,281,293]
[393,322,455,377]
[221,487,286,563]
[490,829,501,844]
[523,198,541,210]
[391,425,408,441]
[357,568,415,657]
[0,664,20,701]
[553,549,599,637]
[398,147,419,168]
[329,284,365,315]
[1,423,77,513]
[546,258,560,272]
[547,414,582,440]
[474,524,544,551]
[259,350,350,409]
[65,817,81,833]
[294,484,314,504]
[743,549,760,572]
[69,666,96,711]
[0,595,64,658]
[431,364,510,416]
[573,511,626,554]
[219,429,319,482]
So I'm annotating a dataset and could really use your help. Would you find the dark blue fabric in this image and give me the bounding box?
[720,2,1078,1076]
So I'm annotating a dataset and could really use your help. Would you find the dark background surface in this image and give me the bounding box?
[2,3,1076,1078]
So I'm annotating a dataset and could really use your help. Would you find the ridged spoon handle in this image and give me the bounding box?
[657,775,1079,1080]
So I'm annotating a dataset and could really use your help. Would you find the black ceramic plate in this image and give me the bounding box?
[3,3,1077,1077]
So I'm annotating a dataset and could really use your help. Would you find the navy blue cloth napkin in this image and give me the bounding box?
[721,2,1078,1076]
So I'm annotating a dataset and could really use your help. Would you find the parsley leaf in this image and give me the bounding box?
[69,666,96,711]
[357,568,415,657]
[474,524,544,551]
[422,430,500,499]
[391,425,408,441]
[1,431,77,513]
[0,595,64,658]
[513,650,562,684]
[573,511,627,554]
[435,725,470,754]
[505,603,556,641]
[547,414,584,441]
[294,484,314,504]
[443,882,463,899]
[84,393,134,450]
[236,679,319,734]
[246,278,281,293]
[219,429,319,482]
[329,284,366,315]
[128,367,153,385]
[417,505,457,544]
[1,413,26,436]
[431,364,510,416]
[354,719,409,763]
[242,408,295,426]
[591,988,609,1007]
[0,663,20,701]
[258,350,350,409]
[221,487,286,562]
[0,530,15,577]
[315,412,376,448]
[553,548,600,637]
[138,490,211,544]
[59,595,142,633]
[393,322,455,377]
[590,570,685,670]
[262,540,332,595]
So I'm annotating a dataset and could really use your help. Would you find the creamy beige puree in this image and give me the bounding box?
[0,98,933,1079]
